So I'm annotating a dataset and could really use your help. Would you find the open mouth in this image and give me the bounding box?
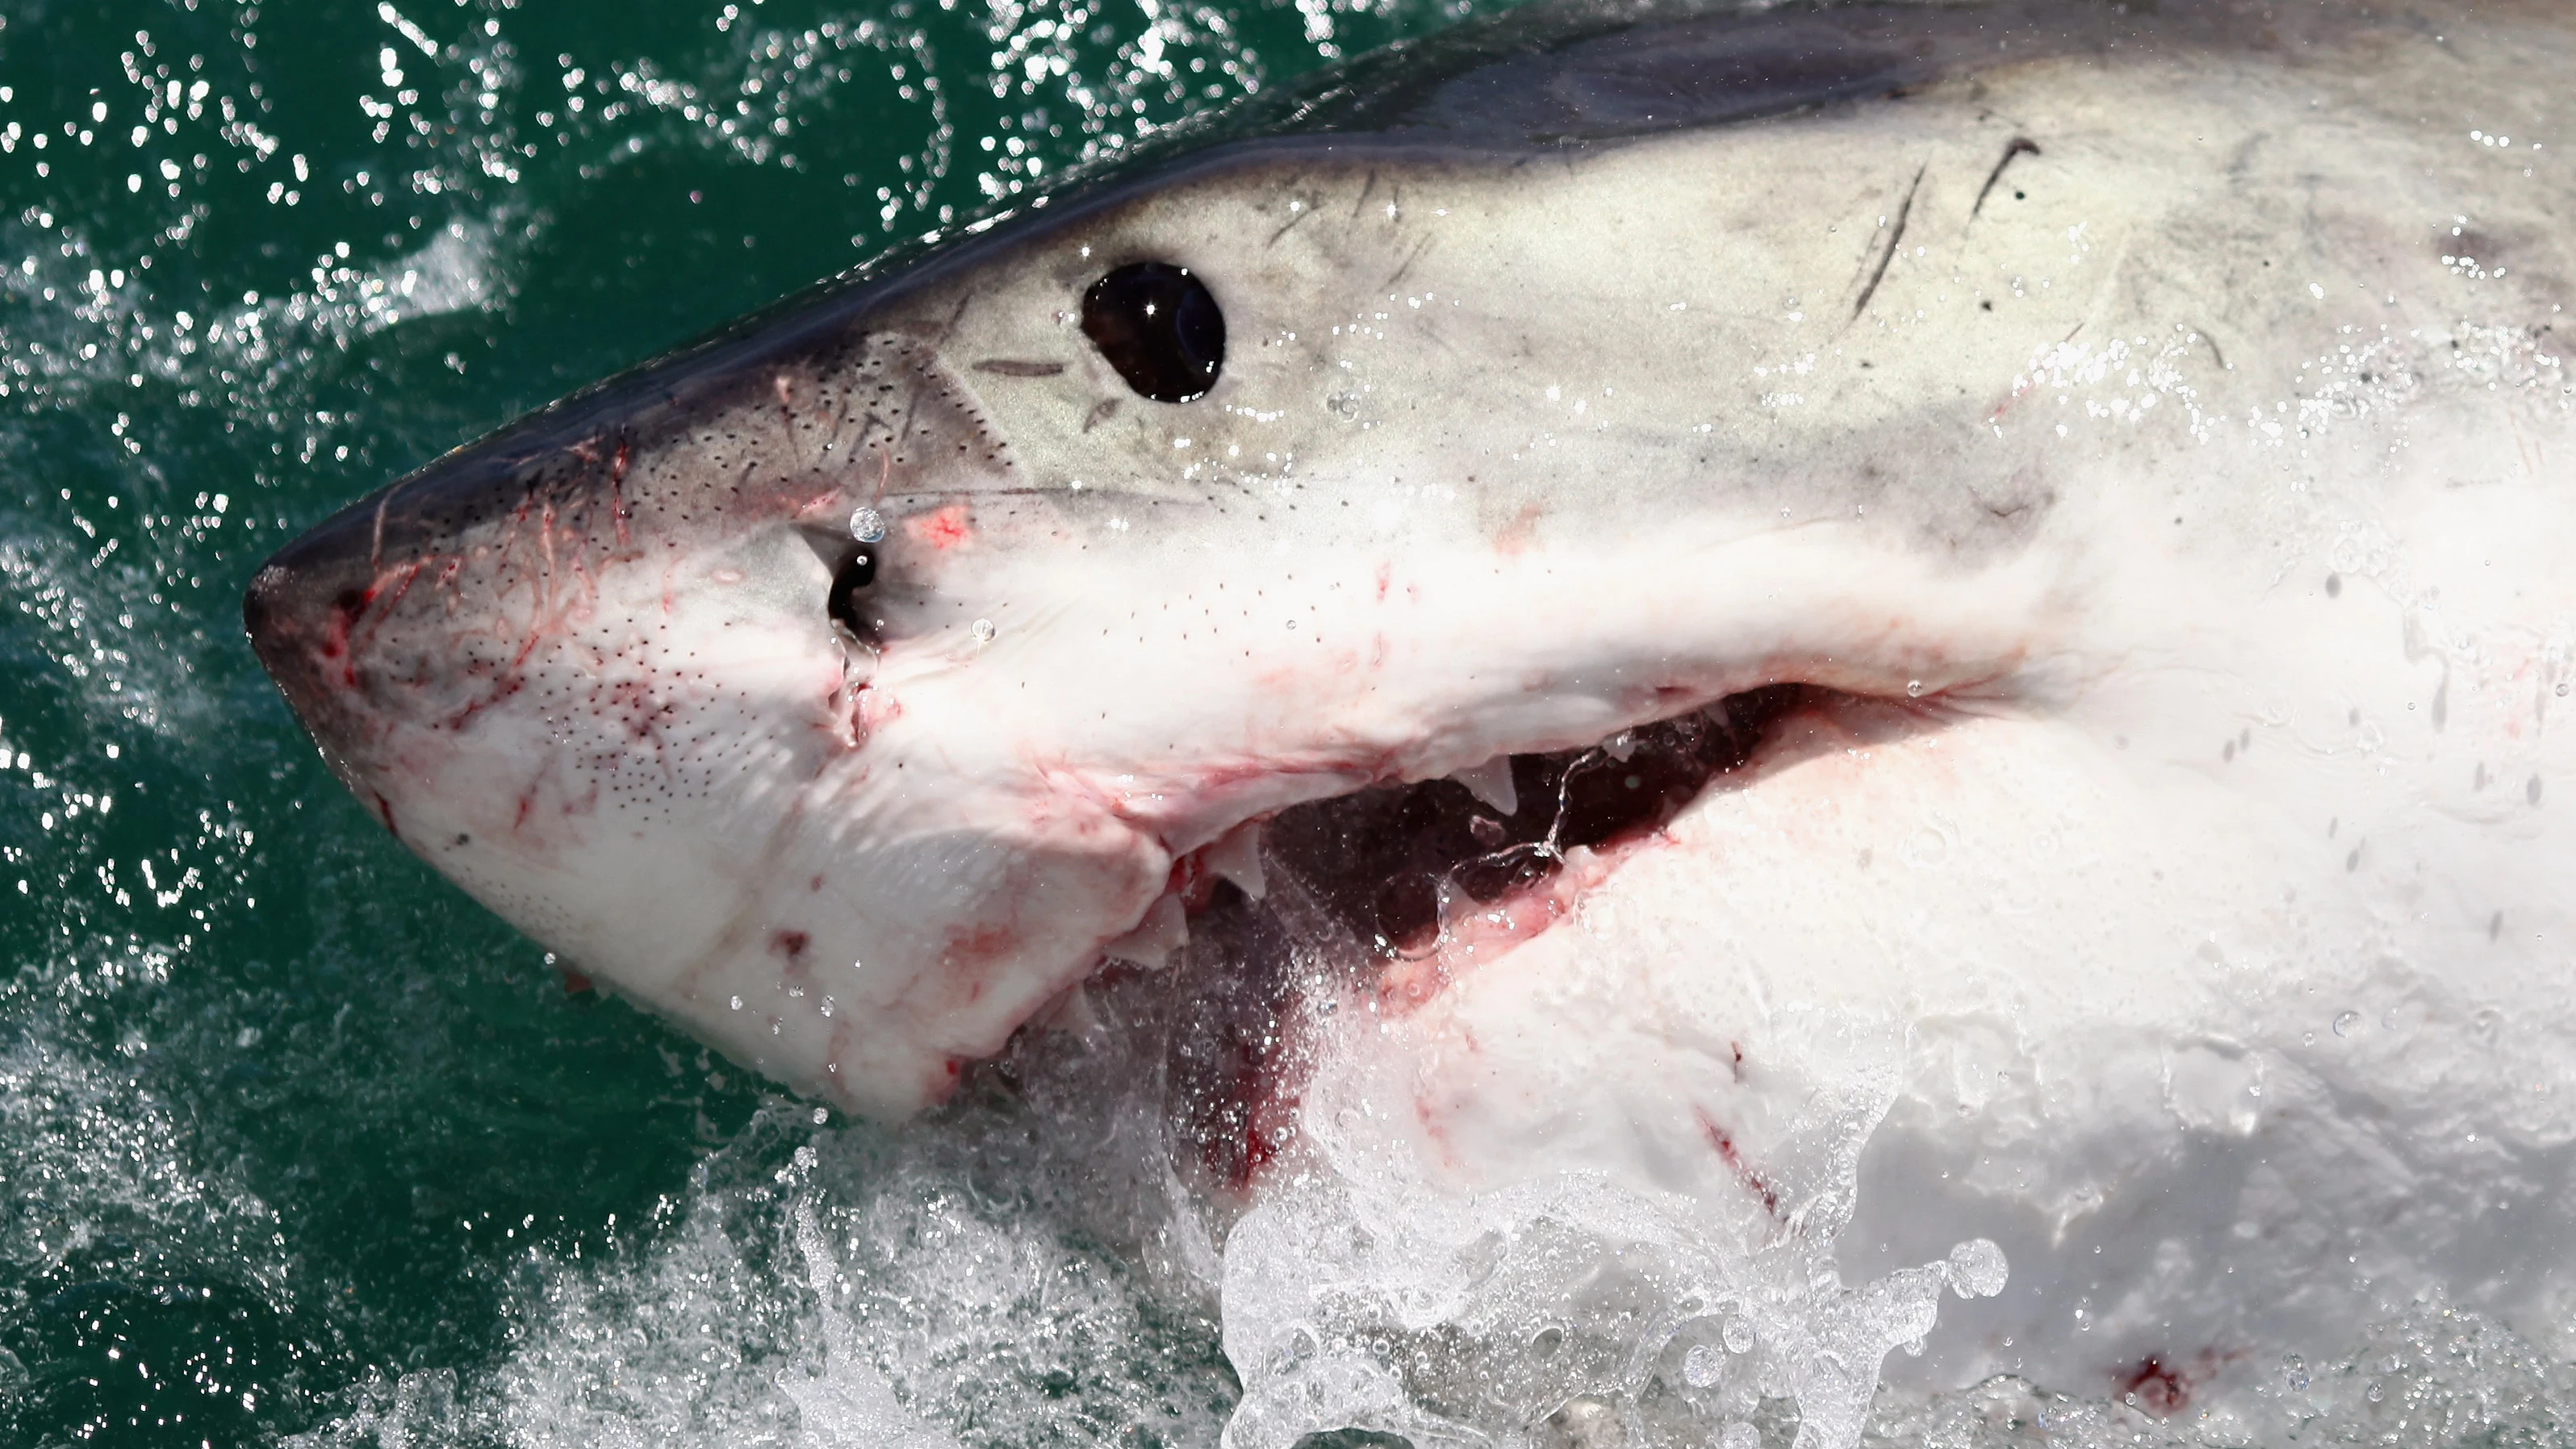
[1045,682,1926,1189]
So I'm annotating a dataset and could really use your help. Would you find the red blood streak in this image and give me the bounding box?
[1693,1105,1783,1218]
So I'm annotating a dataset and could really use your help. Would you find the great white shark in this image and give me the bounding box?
[245,0,2576,1434]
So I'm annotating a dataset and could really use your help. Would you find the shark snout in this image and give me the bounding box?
[243,499,392,761]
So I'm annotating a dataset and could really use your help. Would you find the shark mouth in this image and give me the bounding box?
[1035,683,1913,1191]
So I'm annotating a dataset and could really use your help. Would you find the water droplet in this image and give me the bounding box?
[2333,1009,2359,1037]
[971,618,997,644]
[1721,1314,1757,1354]
[1683,1343,1721,1387]
[1905,679,1925,698]
[850,506,886,542]
[1947,1237,2009,1297]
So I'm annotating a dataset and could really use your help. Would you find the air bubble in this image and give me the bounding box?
[850,506,887,542]
[971,618,997,644]
[1946,1238,2009,1297]
[730,996,743,1011]
[1683,1343,1721,1387]
[1722,1314,1758,1354]
[1905,679,1925,698]
[2333,1010,2360,1037]
[1719,1422,1761,1449]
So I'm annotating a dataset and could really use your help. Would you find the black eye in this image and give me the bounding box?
[1081,261,1224,403]
[829,547,876,639]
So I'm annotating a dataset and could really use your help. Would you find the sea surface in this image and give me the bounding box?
[5,0,2574,1447]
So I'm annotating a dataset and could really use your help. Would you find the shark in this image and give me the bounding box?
[245,0,2576,1429]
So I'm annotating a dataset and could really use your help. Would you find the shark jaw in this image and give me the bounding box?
[244,390,2039,1122]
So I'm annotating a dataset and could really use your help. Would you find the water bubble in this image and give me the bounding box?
[971,618,997,644]
[850,506,887,542]
[2333,1009,2360,1037]
[1946,1238,2009,1298]
[1905,679,1925,698]
[1683,1343,1721,1387]
[1719,1422,1761,1449]
[1721,1314,1758,1355]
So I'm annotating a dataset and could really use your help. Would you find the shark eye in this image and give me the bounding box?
[1081,261,1224,403]
[828,546,877,639]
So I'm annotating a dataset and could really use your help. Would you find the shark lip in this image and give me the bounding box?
[1086,681,1942,1189]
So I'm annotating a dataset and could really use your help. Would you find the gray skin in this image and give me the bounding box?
[248,0,2576,1420]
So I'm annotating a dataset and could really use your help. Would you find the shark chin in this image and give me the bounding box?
[247,0,2576,1438]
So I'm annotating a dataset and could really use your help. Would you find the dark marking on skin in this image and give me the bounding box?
[559,964,596,995]
[772,929,811,963]
[1083,398,1121,432]
[1267,205,1312,248]
[972,359,1066,377]
[1385,232,1436,291]
[1970,136,2042,219]
[2196,327,2228,371]
[2118,1358,2189,1417]
[2325,573,2342,597]
[1853,165,1926,319]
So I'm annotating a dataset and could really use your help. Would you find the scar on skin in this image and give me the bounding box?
[1970,136,2042,219]
[1852,164,1926,319]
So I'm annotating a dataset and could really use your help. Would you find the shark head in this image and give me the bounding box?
[243,6,2080,1118]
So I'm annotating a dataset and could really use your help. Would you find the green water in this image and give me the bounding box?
[0,0,1473,1441]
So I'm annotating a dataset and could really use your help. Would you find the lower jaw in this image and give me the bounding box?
[1128,682,1942,1191]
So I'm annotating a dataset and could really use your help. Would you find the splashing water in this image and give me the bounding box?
[9,0,2576,1446]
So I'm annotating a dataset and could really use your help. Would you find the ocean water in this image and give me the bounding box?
[5,1,2576,1447]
